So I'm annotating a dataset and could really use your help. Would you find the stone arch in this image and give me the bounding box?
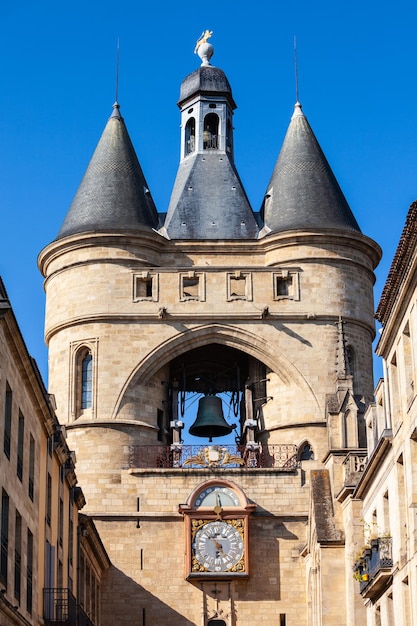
[185,478,249,509]
[111,323,320,419]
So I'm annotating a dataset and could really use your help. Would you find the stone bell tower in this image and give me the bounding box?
[39,35,381,626]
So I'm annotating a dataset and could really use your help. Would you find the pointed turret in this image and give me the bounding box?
[261,102,360,234]
[161,36,258,240]
[56,103,159,239]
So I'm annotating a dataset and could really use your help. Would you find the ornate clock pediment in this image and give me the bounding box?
[179,479,255,580]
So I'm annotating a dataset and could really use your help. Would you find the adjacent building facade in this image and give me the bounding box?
[0,279,110,626]
[347,201,417,625]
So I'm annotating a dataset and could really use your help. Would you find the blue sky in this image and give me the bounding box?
[1,0,416,387]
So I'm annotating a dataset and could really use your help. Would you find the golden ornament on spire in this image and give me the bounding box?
[194,30,213,54]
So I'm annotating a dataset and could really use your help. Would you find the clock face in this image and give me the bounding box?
[195,485,240,508]
[192,520,244,572]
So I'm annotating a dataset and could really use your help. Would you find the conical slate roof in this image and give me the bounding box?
[261,103,360,234]
[56,104,159,239]
[161,152,259,240]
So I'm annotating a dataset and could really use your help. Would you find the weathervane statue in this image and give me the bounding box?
[194,29,214,66]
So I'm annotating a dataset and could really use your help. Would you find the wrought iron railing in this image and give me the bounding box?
[355,537,393,594]
[44,588,77,623]
[44,588,93,625]
[128,444,299,470]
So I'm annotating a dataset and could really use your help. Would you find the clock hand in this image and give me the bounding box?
[213,493,223,520]
[210,537,227,558]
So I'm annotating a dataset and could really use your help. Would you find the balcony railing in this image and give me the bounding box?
[44,588,77,624]
[353,537,393,599]
[44,588,93,626]
[129,444,299,470]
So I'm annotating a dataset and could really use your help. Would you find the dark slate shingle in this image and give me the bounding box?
[162,152,258,240]
[261,103,361,235]
[56,104,159,240]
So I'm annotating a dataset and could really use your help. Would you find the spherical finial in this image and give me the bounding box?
[194,30,214,66]
[198,42,214,66]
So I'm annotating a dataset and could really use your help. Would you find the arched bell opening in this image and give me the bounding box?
[184,117,195,156]
[203,113,219,150]
[168,344,267,445]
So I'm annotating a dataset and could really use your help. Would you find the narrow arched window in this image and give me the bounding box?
[81,353,93,410]
[71,344,96,420]
[299,442,314,461]
[203,113,219,149]
[185,118,195,156]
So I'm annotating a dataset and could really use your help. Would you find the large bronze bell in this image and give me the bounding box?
[189,394,236,441]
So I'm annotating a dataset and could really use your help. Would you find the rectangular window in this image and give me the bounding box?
[183,276,199,297]
[57,559,63,589]
[3,383,12,459]
[397,455,407,558]
[276,275,292,296]
[68,514,74,573]
[137,276,153,298]
[68,489,74,577]
[227,271,252,301]
[402,323,414,407]
[59,498,64,547]
[28,434,35,501]
[14,511,21,602]
[180,272,205,301]
[273,270,300,300]
[91,576,97,625]
[46,473,52,526]
[86,564,91,614]
[403,577,411,625]
[389,353,401,430]
[1,489,9,585]
[17,411,24,481]
[96,582,100,625]
[26,530,33,614]
[79,553,85,607]
[230,276,246,297]
[45,540,55,589]
[133,272,158,301]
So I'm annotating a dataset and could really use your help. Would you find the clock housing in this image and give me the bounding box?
[179,479,255,580]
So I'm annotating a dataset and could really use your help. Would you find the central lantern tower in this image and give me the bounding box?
[39,33,381,626]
